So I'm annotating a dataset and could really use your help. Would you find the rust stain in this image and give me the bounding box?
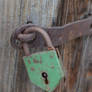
[50,55,54,58]
[46,86,50,91]
[87,63,92,78]
[33,57,42,64]
[79,32,82,37]
[87,72,92,78]
[31,67,35,71]
[40,56,42,64]
[28,59,31,64]
[69,31,74,40]
[51,65,54,69]
[33,58,39,63]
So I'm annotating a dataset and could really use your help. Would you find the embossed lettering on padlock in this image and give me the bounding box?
[23,27,64,92]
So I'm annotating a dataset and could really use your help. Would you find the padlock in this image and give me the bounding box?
[23,27,64,92]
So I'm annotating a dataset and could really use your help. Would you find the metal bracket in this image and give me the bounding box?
[11,16,92,49]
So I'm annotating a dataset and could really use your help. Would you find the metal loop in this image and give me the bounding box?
[24,27,54,49]
[22,26,55,56]
[10,24,36,49]
[17,33,36,42]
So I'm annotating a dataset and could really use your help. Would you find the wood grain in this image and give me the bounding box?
[0,0,92,92]
[55,0,92,92]
[0,0,21,92]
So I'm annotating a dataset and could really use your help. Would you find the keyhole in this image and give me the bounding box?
[42,72,49,84]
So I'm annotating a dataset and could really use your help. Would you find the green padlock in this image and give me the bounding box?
[23,27,64,92]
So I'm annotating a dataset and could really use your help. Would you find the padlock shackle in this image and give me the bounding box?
[23,27,54,56]
[25,27,54,48]
[23,43,30,56]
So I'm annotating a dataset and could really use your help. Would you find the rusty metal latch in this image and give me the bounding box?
[11,16,92,49]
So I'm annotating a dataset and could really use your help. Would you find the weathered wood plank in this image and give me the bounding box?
[75,36,92,92]
[0,0,21,92]
[55,0,92,92]
[76,1,92,92]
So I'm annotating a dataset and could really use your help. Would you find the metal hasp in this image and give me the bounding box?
[22,27,64,92]
[10,16,92,49]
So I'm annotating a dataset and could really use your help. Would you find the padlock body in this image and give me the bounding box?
[23,50,64,92]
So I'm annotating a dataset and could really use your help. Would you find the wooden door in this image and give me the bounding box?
[0,0,92,92]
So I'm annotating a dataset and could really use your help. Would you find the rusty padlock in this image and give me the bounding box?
[23,27,64,92]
